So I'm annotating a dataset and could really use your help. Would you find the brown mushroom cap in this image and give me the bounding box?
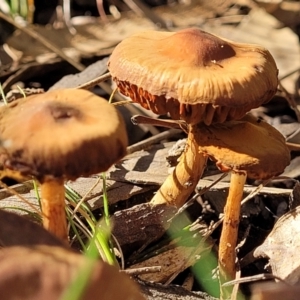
[108,28,278,125]
[194,114,290,179]
[0,246,144,300]
[0,89,128,182]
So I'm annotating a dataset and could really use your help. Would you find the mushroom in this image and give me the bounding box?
[194,114,290,292]
[108,28,278,208]
[108,28,278,126]
[0,89,128,242]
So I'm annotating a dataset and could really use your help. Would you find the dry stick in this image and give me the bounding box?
[111,99,133,106]
[0,180,42,216]
[109,97,160,135]
[222,273,290,287]
[286,141,300,152]
[72,176,102,216]
[121,266,162,276]
[76,73,112,90]
[131,115,188,132]
[279,67,300,81]
[127,128,182,154]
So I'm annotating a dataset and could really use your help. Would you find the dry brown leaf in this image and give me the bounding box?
[254,206,300,284]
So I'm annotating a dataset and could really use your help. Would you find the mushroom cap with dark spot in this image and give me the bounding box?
[0,89,128,182]
[194,114,290,179]
[108,28,278,125]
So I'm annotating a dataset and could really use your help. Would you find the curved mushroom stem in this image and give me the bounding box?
[150,126,207,208]
[218,170,247,297]
[40,179,68,243]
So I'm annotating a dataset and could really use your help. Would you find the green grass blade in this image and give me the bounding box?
[59,258,96,300]
[60,225,115,300]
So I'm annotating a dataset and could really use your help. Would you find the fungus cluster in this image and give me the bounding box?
[108,27,281,208]
[108,27,290,291]
[0,89,128,242]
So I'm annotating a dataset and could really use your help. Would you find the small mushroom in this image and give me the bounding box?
[0,89,128,242]
[108,28,279,208]
[194,114,290,292]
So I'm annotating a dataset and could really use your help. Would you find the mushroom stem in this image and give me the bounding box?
[40,179,68,243]
[150,127,207,208]
[218,171,247,292]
